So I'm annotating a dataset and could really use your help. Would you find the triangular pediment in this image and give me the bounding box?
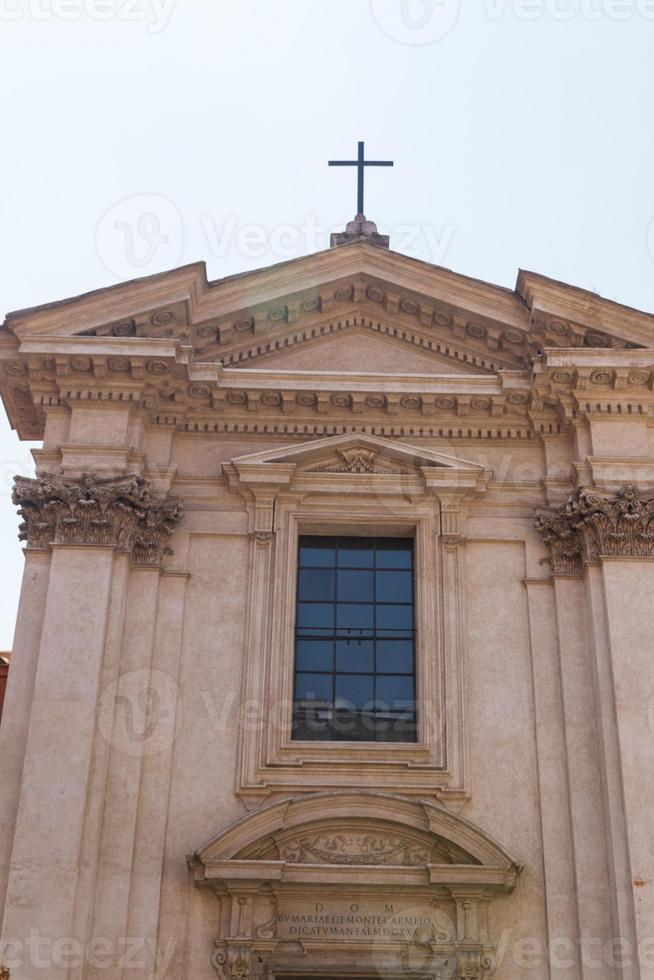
[4,243,649,354]
[3,243,650,439]
[225,434,491,496]
[223,322,494,375]
[229,432,487,477]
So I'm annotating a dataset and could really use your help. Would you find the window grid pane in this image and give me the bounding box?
[293,536,417,743]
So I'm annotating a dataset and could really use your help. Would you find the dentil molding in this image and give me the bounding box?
[13,471,183,566]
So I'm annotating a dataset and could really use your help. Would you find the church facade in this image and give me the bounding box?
[0,222,652,978]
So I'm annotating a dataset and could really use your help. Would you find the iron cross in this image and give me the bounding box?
[329,141,394,216]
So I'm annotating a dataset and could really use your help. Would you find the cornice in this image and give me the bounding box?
[517,270,654,348]
[4,251,653,440]
[4,245,648,351]
[0,333,548,439]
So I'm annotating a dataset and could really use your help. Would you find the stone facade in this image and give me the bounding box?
[0,235,652,978]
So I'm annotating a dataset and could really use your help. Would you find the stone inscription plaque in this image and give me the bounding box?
[276,899,454,943]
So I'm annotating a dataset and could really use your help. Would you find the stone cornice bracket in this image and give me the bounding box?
[12,471,183,566]
[535,484,654,572]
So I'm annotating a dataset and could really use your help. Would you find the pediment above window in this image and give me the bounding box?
[224,433,491,497]
[192,792,521,891]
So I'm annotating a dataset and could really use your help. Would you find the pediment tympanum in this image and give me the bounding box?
[191,793,521,980]
[225,433,491,498]
[225,325,495,376]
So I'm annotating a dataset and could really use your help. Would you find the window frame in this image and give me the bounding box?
[231,491,470,808]
[227,435,485,806]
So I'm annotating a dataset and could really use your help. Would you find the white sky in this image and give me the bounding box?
[1,0,653,646]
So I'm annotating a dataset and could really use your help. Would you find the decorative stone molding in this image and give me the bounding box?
[534,509,584,576]
[223,434,489,805]
[212,945,250,980]
[456,949,495,980]
[535,484,654,571]
[193,793,521,980]
[13,472,182,565]
[277,833,432,867]
[308,447,397,474]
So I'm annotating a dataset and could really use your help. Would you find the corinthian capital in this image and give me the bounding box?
[534,509,584,576]
[13,472,183,566]
[536,484,654,571]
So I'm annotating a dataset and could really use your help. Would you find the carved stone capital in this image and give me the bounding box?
[534,509,584,576]
[13,472,183,566]
[536,484,654,571]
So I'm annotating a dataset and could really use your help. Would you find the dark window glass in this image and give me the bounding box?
[295,673,332,702]
[336,603,374,632]
[337,539,375,567]
[298,538,336,566]
[376,603,413,632]
[335,639,374,673]
[292,536,417,743]
[296,640,334,672]
[298,568,335,602]
[376,569,413,603]
[337,569,374,602]
[296,603,333,630]
[335,674,374,709]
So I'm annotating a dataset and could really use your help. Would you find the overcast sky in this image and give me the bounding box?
[1,0,653,646]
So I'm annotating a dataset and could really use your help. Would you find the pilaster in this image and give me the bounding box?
[1,472,182,980]
[536,483,654,978]
[0,549,52,924]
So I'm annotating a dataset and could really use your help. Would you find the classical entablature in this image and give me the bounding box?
[2,241,653,442]
[191,792,522,979]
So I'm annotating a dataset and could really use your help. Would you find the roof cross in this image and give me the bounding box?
[329,141,394,216]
